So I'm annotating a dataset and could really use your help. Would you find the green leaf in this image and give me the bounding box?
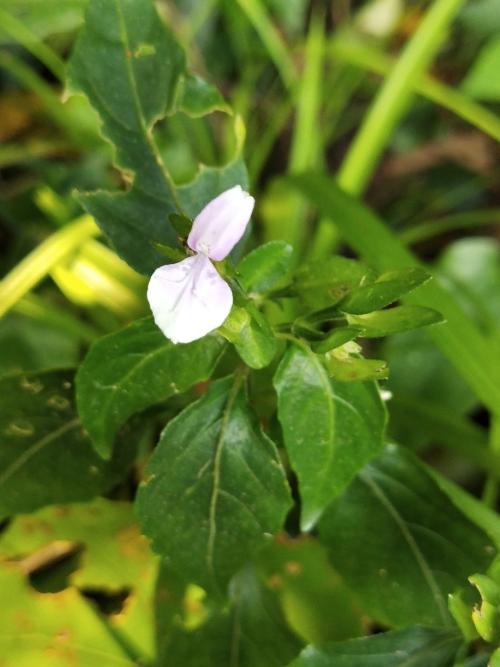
[152,241,186,262]
[290,173,500,418]
[462,35,500,101]
[274,344,387,530]
[0,312,80,377]
[176,73,232,117]
[76,317,224,458]
[0,563,137,667]
[296,256,374,310]
[312,326,364,354]
[347,305,444,337]
[0,498,158,660]
[438,237,500,330]
[323,353,389,382]
[0,0,85,43]
[221,290,278,369]
[168,213,193,237]
[176,151,248,223]
[382,328,478,449]
[136,376,291,594]
[0,498,154,591]
[458,656,491,667]
[67,0,184,273]
[340,267,431,315]
[289,626,461,667]
[159,566,302,667]
[233,306,278,369]
[448,589,479,642]
[318,445,495,627]
[257,539,364,644]
[67,0,247,274]
[469,574,500,642]
[0,370,137,520]
[238,241,294,294]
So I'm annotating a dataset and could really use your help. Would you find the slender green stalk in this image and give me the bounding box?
[331,35,500,143]
[235,0,296,90]
[0,216,99,319]
[0,8,65,80]
[400,209,500,244]
[337,0,465,195]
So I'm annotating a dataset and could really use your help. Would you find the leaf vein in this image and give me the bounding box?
[359,471,450,625]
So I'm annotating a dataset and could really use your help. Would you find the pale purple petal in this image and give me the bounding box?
[147,254,232,344]
[187,185,255,261]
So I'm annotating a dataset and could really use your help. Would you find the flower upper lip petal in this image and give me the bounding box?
[187,185,255,261]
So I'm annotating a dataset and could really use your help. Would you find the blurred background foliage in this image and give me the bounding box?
[1,0,500,664]
[2,0,500,473]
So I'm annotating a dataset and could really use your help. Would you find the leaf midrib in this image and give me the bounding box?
[300,344,336,493]
[359,470,450,625]
[206,375,245,589]
[87,341,172,445]
[112,0,183,213]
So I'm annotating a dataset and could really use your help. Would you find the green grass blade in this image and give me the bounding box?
[331,35,500,144]
[0,7,65,80]
[400,209,500,245]
[337,0,465,196]
[0,216,99,319]
[235,0,296,90]
[288,9,325,172]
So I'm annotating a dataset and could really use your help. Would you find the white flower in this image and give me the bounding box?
[147,185,255,344]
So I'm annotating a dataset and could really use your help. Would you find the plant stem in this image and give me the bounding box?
[337,0,466,196]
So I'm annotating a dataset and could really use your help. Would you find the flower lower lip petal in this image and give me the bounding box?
[147,254,232,344]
